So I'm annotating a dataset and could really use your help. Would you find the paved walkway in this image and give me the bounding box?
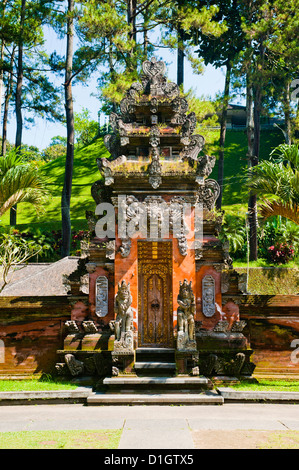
[1,403,299,449]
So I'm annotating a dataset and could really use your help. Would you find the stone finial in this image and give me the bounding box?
[65,321,80,334]
[82,321,98,334]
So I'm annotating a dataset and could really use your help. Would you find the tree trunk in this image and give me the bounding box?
[0,0,8,118]
[176,0,184,87]
[109,40,117,113]
[177,42,184,87]
[216,62,231,210]
[11,0,26,226]
[127,0,137,42]
[61,0,75,258]
[2,48,15,156]
[246,73,258,261]
[283,80,292,145]
[127,0,137,69]
[143,7,149,59]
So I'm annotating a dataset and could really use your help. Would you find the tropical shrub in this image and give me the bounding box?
[0,233,43,292]
[9,228,90,261]
[267,243,295,264]
[248,144,299,224]
[0,148,49,218]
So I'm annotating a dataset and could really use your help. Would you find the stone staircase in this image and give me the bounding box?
[134,348,177,376]
[87,347,223,405]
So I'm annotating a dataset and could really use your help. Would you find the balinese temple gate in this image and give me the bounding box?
[56,58,255,393]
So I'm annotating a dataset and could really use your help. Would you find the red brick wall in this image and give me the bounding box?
[1,294,299,377]
[0,296,71,377]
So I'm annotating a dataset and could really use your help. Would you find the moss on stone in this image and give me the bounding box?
[235,267,299,295]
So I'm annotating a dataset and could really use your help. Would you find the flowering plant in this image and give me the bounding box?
[267,242,295,264]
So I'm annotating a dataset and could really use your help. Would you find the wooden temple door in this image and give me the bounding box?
[138,241,173,348]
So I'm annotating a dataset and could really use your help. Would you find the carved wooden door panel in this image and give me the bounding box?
[138,241,173,348]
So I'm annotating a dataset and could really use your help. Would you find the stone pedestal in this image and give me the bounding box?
[111,350,135,376]
[176,351,199,375]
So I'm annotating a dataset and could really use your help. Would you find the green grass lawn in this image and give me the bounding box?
[0,429,122,449]
[0,129,284,229]
[0,378,79,392]
[1,377,298,392]
[224,379,299,392]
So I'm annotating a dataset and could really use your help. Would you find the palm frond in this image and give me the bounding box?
[0,165,49,217]
[248,161,299,207]
[270,144,299,169]
[0,148,23,176]
[259,200,299,225]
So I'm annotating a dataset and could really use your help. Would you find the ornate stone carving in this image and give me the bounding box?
[238,273,248,293]
[81,357,95,375]
[148,147,162,188]
[128,81,144,99]
[95,276,109,318]
[181,135,205,165]
[196,179,220,210]
[142,57,167,95]
[181,112,197,137]
[113,280,134,351]
[119,96,135,119]
[64,354,84,376]
[227,352,246,376]
[171,96,189,116]
[213,320,229,332]
[119,237,132,257]
[200,354,218,376]
[196,154,216,177]
[82,320,98,334]
[55,363,68,376]
[195,244,203,261]
[202,275,216,317]
[177,279,197,351]
[177,232,188,256]
[86,262,97,274]
[106,240,115,260]
[65,321,80,334]
[97,155,127,185]
[149,124,160,147]
[221,271,230,294]
[231,320,247,333]
[223,240,233,268]
[103,133,121,160]
[169,196,189,237]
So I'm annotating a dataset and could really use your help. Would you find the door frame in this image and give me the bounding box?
[137,240,173,348]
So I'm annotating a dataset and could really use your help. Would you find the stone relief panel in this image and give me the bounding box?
[202,275,216,317]
[95,276,109,318]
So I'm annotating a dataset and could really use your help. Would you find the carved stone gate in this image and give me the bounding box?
[138,241,173,348]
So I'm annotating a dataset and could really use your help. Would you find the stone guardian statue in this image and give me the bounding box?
[177,279,197,351]
[113,280,134,351]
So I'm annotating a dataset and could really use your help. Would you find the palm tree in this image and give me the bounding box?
[0,149,49,219]
[248,144,299,225]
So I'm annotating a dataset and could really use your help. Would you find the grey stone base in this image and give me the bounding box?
[87,390,224,405]
[217,387,299,403]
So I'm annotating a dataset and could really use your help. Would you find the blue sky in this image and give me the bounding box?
[3,29,244,151]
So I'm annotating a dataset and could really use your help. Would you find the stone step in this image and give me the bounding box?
[87,390,223,405]
[135,348,175,363]
[134,362,176,370]
[104,376,209,386]
[136,348,176,353]
[102,375,213,391]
